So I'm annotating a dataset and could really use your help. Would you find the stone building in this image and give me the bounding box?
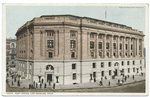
[6,38,17,66]
[15,15,145,85]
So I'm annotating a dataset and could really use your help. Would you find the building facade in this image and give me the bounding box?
[15,15,145,85]
[6,38,17,66]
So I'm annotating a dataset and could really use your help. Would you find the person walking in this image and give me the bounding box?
[53,83,55,89]
[108,81,110,86]
[132,75,134,80]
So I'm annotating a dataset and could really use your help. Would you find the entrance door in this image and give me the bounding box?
[47,74,52,82]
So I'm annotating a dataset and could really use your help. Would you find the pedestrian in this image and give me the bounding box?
[94,78,96,82]
[105,76,107,80]
[99,80,101,86]
[36,83,38,88]
[53,83,55,89]
[101,81,103,86]
[118,80,120,83]
[42,79,43,84]
[132,75,134,80]
[40,83,42,88]
[12,81,14,86]
[108,81,110,86]
[45,83,47,88]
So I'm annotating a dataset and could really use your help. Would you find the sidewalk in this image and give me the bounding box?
[7,75,145,90]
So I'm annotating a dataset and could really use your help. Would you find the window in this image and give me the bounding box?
[93,63,96,68]
[113,53,116,57]
[72,73,76,80]
[98,42,102,49]
[72,64,76,69]
[101,71,104,76]
[126,53,128,56]
[12,61,14,64]
[47,30,54,36]
[127,61,130,65]
[98,34,102,39]
[99,52,102,57]
[107,52,109,57]
[139,45,141,50]
[93,72,96,77]
[133,68,135,72]
[106,36,109,39]
[131,44,133,50]
[91,52,94,58]
[120,52,122,56]
[109,70,111,75]
[120,44,122,49]
[113,43,116,49]
[108,62,111,67]
[125,44,128,50]
[90,41,94,49]
[47,40,53,48]
[70,40,76,48]
[49,52,53,58]
[140,66,142,71]
[113,36,116,40]
[70,31,76,37]
[71,52,75,58]
[101,62,104,67]
[140,60,142,64]
[90,33,94,38]
[106,42,109,49]
[122,61,124,66]
[133,61,135,65]
[128,68,130,73]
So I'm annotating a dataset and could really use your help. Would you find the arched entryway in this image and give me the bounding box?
[45,65,54,82]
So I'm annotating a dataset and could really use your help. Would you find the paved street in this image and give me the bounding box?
[7,75,145,90]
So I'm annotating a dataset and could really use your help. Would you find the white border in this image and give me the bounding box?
[2,3,149,96]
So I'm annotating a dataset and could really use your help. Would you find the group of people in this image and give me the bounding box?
[32,80,56,89]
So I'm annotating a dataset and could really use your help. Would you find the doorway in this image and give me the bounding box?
[47,74,52,82]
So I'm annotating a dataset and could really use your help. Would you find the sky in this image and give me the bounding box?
[6,5,145,39]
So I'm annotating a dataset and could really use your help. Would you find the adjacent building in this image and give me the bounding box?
[6,38,17,68]
[15,15,145,85]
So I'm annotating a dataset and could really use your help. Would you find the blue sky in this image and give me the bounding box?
[6,6,145,38]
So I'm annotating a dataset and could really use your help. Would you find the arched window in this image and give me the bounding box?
[46,65,54,70]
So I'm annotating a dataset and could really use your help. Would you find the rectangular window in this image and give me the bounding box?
[72,64,76,69]
[72,73,76,80]
[90,33,94,38]
[101,71,104,76]
[71,52,75,58]
[133,61,135,65]
[98,34,102,39]
[101,62,104,68]
[140,66,142,71]
[47,40,53,48]
[108,62,111,67]
[113,37,116,40]
[113,43,116,49]
[99,52,102,57]
[122,61,124,66]
[127,61,130,65]
[140,60,142,64]
[98,42,102,49]
[70,31,76,37]
[125,44,128,50]
[106,36,109,39]
[91,52,94,58]
[133,68,135,72]
[92,63,96,68]
[128,68,130,73]
[90,41,94,49]
[106,43,109,49]
[93,72,96,77]
[120,44,122,49]
[70,40,76,48]
[49,52,53,58]
[131,44,133,50]
[47,30,54,36]
[109,70,111,75]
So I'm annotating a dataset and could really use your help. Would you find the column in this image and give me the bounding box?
[26,28,30,59]
[54,30,58,56]
[95,34,98,58]
[103,34,106,58]
[111,35,114,58]
[117,36,120,58]
[141,39,144,57]
[123,37,125,58]
[128,37,131,58]
[43,30,46,57]
[136,38,139,57]
[87,32,90,56]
